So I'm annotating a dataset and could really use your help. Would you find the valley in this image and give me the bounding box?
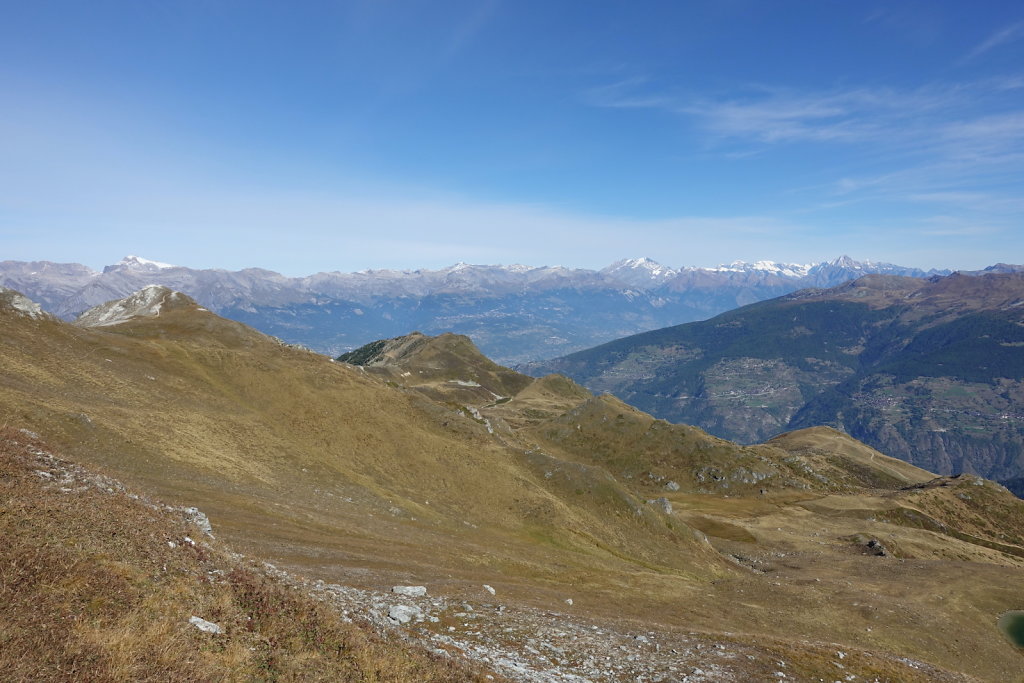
[9,3,1024,680]
[1,255,952,364]
[531,272,1024,488]
[3,285,1022,680]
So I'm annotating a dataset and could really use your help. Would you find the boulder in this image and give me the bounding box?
[387,604,423,624]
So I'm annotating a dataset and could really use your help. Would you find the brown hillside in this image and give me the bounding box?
[3,290,1023,681]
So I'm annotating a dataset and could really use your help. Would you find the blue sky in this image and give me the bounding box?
[2,1,1022,275]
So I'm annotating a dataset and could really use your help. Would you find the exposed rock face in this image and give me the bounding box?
[74,285,195,327]
[181,506,215,538]
[0,287,48,320]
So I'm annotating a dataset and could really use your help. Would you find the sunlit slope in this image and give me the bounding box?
[1,292,721,592]
[5,292,1024,680]
[522,396,937,497]
[0,428,493,682]
[344,330,1024,681]
[337,331,534,405]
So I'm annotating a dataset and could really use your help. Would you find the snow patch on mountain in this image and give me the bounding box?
[709,260,813,278]
[107,255,179,272]
[601,257,679,288]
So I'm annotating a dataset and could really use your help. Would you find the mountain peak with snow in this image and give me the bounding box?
[104,255,179,274]
[601,257,678,288]
[708,260,813,278]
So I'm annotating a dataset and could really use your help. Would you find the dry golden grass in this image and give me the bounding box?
[3,303,1024,680]
[0,428,496,682]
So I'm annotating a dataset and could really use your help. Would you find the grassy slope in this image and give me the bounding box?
[341,331,1024,680]
[0,303,721,600]
[4,303,1024,680]
[0,428,493,682]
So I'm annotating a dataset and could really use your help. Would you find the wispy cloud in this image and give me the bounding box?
[586,79,983,147]
[679,89,891,144]
[584,77,676,110]
[587,76,1024,215]
[960,21,1024,64]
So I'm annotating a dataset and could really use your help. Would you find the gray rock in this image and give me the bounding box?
[189,616,223,634]
[391,585,427,597]
[387,604,423,624]
[664,481,680,492]
[181,506,214,537]
[646,497,673,514]
[866,539,888,557]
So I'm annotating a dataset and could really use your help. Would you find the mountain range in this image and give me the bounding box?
[3,283,1024,680]
[528,271,1024,489]
[1,254,953,364]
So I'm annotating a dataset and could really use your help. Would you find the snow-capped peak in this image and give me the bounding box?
[710,260,813,278]
[116,255,179,271]
[827,255,860,268]
[599,257,679,289]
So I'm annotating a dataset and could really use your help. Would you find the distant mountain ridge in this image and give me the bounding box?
[527,271,1024,486]
[1,254,955,363]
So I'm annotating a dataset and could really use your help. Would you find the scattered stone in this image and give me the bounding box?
[387,604,423,624]
[189,616,223,634]
[664,481,680,492]
[646,497,673,514]
[391,585,427,597]
[865,539,888,556]
[565,598,573,606]
[483,584,496,595]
